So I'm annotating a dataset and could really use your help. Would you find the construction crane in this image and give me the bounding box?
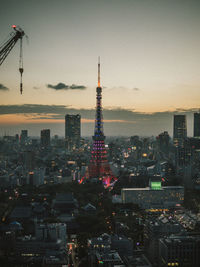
[0,25,25,94]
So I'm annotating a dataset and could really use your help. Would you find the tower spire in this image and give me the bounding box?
[98,56,100,87]
[82,59,117,187]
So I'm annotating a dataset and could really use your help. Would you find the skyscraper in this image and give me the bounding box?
[157,131,170,154]
[65,114,81,150]
[194,112,200,137]
[173,115,187,147]
[41,129,50,148]
[20,130,28,145]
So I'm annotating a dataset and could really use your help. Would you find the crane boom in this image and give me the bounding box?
[0,26,24,66]
[0,26,25,94]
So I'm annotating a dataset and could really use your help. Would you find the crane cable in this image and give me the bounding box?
[19,37,23,94]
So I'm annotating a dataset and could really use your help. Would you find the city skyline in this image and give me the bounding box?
[1,0,200,136]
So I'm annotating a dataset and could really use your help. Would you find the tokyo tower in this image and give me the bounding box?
[87,58,117,187]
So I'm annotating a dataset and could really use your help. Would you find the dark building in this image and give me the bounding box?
[24,150,35,171]
[157,131,170,154]
[65,114,81,150]
[159,235,200,267]
[173,115,187,147]
[40,129,50,148]
[144,216,183,265]
[20,130,28,145]
[175,139,193,168]
[52,193,78,215]
[175,138,193,187]
[194,113,200,137]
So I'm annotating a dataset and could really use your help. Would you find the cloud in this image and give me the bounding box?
[133,87,140,91]
[47,83,86,90]
[33,86,39,90]
[0,104,198,136]
[0,84,9,91]
[0,104,68,115]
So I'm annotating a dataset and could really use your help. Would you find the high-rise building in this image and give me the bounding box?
[194,112,200,137]
[157,131,170,154]
[175,138,194,187]
[24,150,35,171]
[65,114,81,150]
[173,115,187,147]
[20,130,28,145]
[41,129,50,148]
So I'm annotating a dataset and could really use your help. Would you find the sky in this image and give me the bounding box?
[0,0,200,137]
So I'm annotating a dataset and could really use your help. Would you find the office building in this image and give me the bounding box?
[65,114,81,150]
[144,215,183,265]
[23,150,35,171]
[20,130,28,145]
[157,131,170,154]
[40,129,50,148]
[194,112,200,137]
[159,235,200,266]
[121,184,184,209]
[173,115,187,147]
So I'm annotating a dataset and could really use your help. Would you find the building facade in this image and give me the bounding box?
[65,114,81,150]
[121,186,184,209]
[20,130,28,145]
[159,235,200,267]
[194,112,200,138]
[40,129,50,148]
[173,115,187,147]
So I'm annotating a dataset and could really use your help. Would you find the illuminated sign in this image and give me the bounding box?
[151,181,161,190]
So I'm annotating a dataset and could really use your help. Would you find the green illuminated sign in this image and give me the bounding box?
[151,181,161,190]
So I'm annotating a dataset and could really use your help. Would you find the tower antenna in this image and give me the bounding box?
[98,56,100,87]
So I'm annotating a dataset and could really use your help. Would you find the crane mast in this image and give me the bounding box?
[0,25,25,94]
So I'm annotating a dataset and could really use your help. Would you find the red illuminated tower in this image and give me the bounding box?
[87,58,117,187]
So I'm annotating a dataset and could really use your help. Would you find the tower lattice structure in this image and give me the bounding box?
[87,58,117,187]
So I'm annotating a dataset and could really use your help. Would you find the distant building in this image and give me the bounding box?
[14,236,67,264]
[88,234,125,266]
[173,115,187,147]
[52,193,78,215]
[29,168,45,187]
[159,234,200,267]
[65,114,81,150]
[175,138,193,187]
[95,250,123,266]
[144,215,184,265]
[157,131,170,154]
[111,235,133,258]
[20,130,28,145]
[194,112,200,137]
[36,223,67,246]
[41,129,50,148]
[9,206,32,224]
[121,184,184,209]
[24,150,35,171]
